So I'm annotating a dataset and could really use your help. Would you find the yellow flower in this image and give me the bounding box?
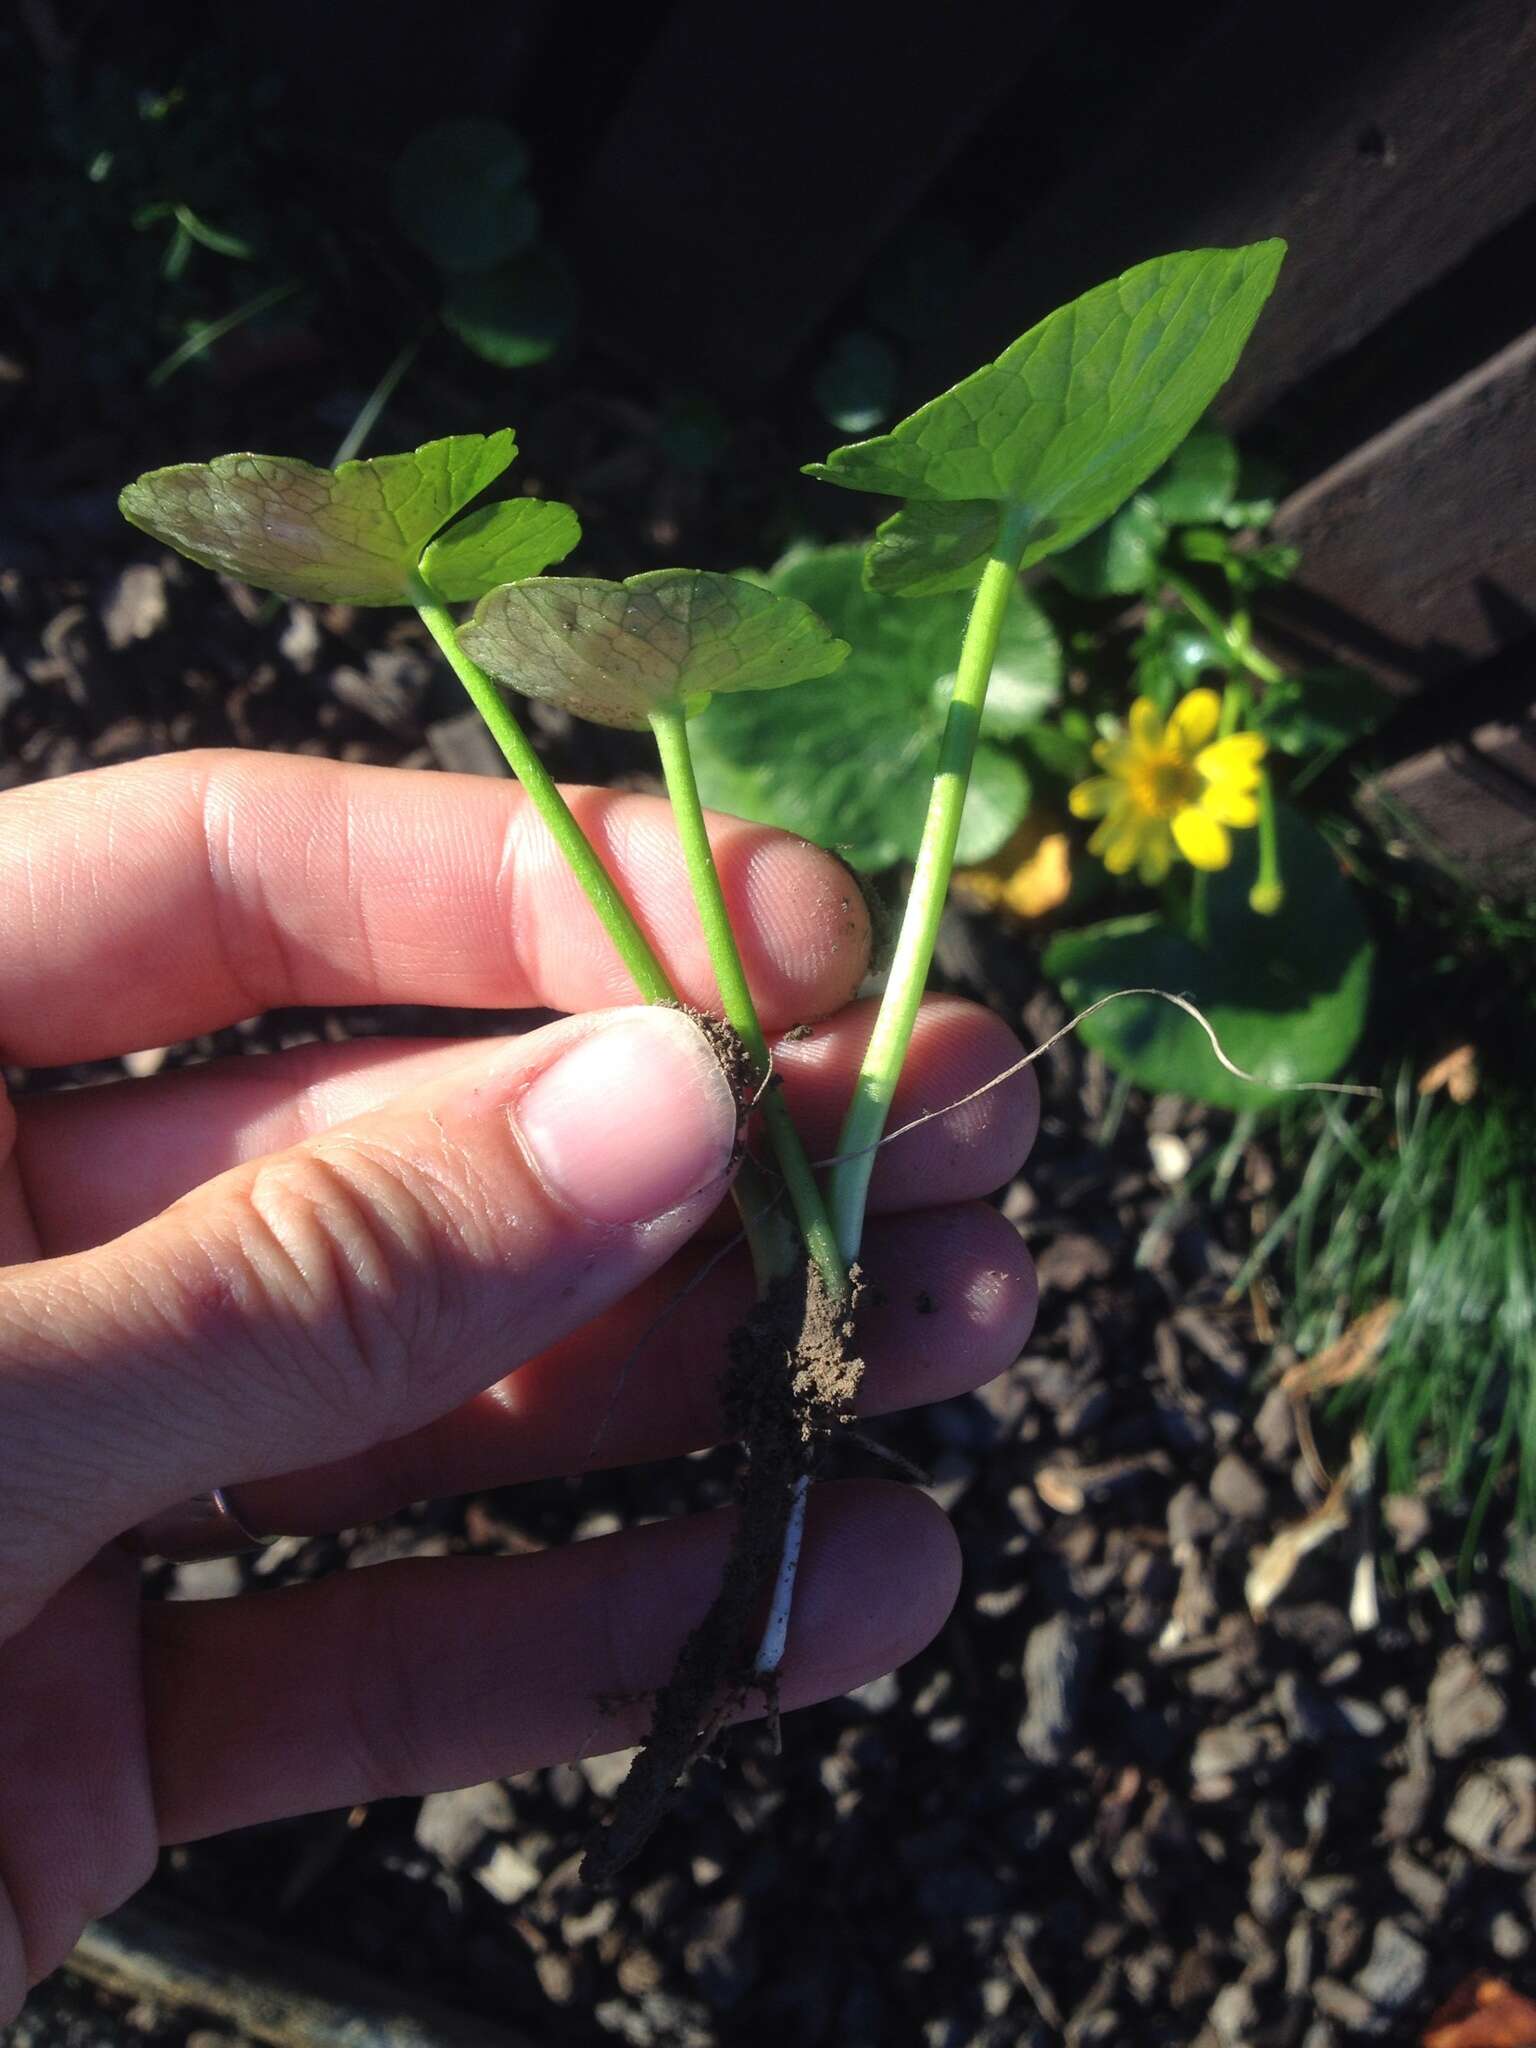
[1068,689,1266,882]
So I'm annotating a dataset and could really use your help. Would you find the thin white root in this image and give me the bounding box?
[754,1474,809,1678]
[816,986,1380,1175]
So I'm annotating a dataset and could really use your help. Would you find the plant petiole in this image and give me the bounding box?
[413,573,803,1292]
[410,570,675,1005]
[650,704,849,1302]
[826,503,1033,1263]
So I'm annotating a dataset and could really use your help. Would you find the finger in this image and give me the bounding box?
[17,995,1033,1256]
[0,1548,155,2001]
[769,993,1038,1209]
[0,1009,738,1638]
[229,1202,1036,1535]
[143,1480,958,1843]
[0,750,870,1065]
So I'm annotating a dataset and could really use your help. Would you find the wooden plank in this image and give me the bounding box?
[567,2,1070,391]
[67,1896,534,2048]
[1364,715,1536,895]
[1270,325,1536,687]
[917,0,1536,432]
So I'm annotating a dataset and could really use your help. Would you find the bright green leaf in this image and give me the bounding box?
[808,243,1285,589]
[1142,424,1238,524]
[689,546,1042,869]
[443,251,575,368]
[118,432,517,605]
[1044,806,1371,1108]
[1053,493,1168,598]
[419,497,581,602]
[458,569,849,732]
[391,118,535,273]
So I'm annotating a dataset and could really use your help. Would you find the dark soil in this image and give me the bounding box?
[7,411,1534,2048]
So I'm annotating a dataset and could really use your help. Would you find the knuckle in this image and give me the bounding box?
[226,1142,454,1428]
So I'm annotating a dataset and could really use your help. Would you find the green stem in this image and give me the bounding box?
[826,504,1032,1264]
[651,705,848,1301]
[1250,769,1284,915]
[1166,569,1285,687]
[410,571,673,1005]
[1189,871,1210,947]
[412,572,791,1284]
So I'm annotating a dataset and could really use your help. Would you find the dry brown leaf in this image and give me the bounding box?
[1423,1971,1536,2047]
[1246,1435,1371,1622]
[1280,1300,1400,1396]
[1418,1043,1479,1102]
[953,814,1073,921]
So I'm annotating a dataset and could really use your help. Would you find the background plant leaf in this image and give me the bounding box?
[814,329,899,435]
[390,118,536,273]
[1053,493,1168,598]
[1255,667,1389,755]
[808,243,1284,591]
[119,432,516,604]
[442,250,575,368]
[689,546,1050,869]
[932,591,1062,736]
[458,568,849,731]
[1043,806,1372,1108]
[1142,424,1239,524]
[419,497,580,602]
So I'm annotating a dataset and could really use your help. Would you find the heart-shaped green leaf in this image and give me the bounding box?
[419,497,580,602]
[119,433,517,605]
[688,546,1051,869]
[809,243,1284,592]
[458,569,849,731]
[1044,806,1372,1109]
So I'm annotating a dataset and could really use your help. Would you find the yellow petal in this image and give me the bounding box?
[1128,698,1164,750]
[1172,806,1231,871]
[1095,813,1150,875]
[1168,687,1221,753]
[1137,827,1174,884]
[1197,732,1266,782]
[1200,783,1260,827]
[1068,776,1118,819]
[1092,734,1130,773]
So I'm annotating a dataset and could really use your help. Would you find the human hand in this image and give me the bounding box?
[0,750,1037,2008]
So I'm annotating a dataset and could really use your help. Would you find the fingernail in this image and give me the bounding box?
[515,1009,738,1225]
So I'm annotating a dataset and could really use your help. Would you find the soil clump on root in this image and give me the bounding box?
[582,1255,863,1882]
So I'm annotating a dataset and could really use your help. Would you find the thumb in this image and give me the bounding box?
[0,1007,739,1633]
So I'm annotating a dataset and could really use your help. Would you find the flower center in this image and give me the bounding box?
[1128,749,1201,818]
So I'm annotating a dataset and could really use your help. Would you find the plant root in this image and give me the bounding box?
[581,1256,862,1884]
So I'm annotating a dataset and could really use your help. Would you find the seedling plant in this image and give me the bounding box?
[121,240,1285,1873]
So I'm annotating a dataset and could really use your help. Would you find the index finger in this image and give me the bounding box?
[0,750,871,1064]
